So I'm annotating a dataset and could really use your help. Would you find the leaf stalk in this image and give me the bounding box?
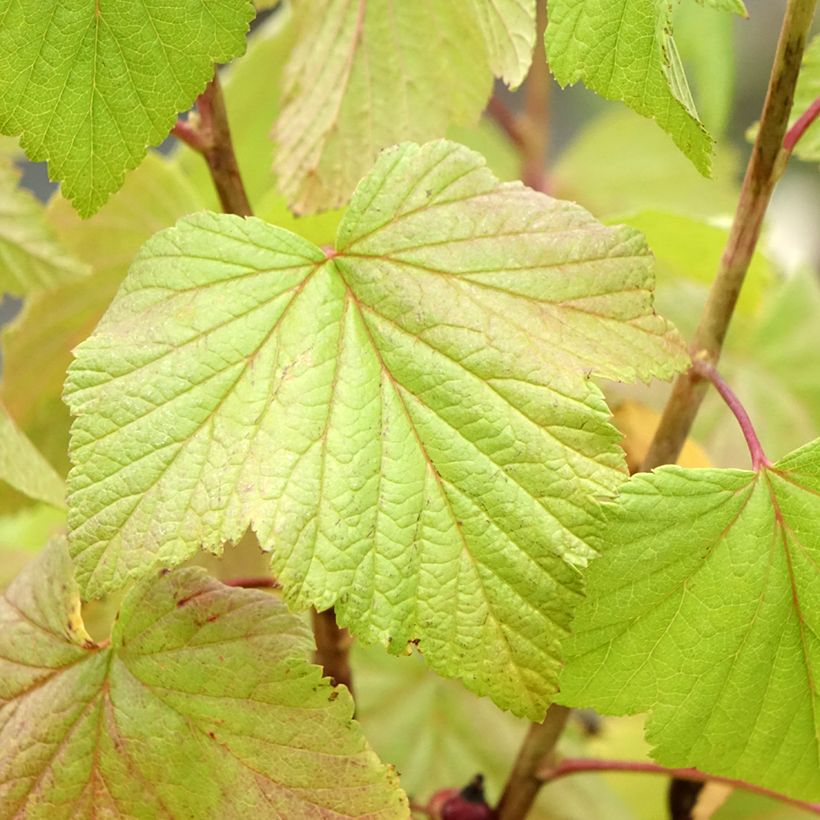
[692,359,771,469]
[642,0,818,471]
[537,757,820,815]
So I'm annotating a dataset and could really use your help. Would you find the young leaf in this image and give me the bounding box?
[275,1,536,213]
[66,140,685,717]
[694,0,747,14]
[0,404,65,508]
[546,0,714,175]
[559,438,820,801]
[0,0,255,216]
[0,540,406,817]
[0,157,87,295]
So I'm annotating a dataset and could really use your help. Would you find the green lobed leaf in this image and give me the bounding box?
[65,140,686,717]
[275,0,535,213]
[0,0,255,216]
[0,404,65,509]
[559,438,820,801]
[694,0,747,15]
[0,540,407,817]
[0,157,88,296]
[546,0,714,176]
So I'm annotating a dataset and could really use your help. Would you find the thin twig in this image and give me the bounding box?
[520,0,550,193]
[642,0,817,471]
[784,95,820,153]
[536,758,820,815]
[222,576,280,589]
[692,359,770,469]
[487,94,527,150]
[311,607,354,696]
[171,72,252,217]
[495,705,571,820]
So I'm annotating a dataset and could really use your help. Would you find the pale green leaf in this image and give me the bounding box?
[275,0,535,213]
[1,154,205,478]
[65,140,685,717]
[0,404,65,508]
[559,438,820,801]
[355,644,663,820]
[790,34,820,163]
[0,540,407,818]
[0,158,87,295]
[675,2,737,136]
[694,0,747,15]
[553,111,739,220]
[621,211,772,315]
[546,0,713,175]
[0,0,255,216]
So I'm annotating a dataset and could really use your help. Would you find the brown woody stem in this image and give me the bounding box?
[536,758,820,815]
[486,2,550,193]
[311,607,354,696]
[171,72,252,217]
[520,0,550,193]
[642,0,817,471]
[495,704,571,820]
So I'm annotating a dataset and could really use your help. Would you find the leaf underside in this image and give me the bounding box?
[559,439,820,801]
[0,541,406,818]
[275,0,536,213]
[546,0,714,175]
[0,0,254,216]
[66,140,685,718]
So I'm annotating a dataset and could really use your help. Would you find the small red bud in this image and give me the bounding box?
[427,775,495,820]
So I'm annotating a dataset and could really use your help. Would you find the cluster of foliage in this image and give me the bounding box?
[0,1,818,817]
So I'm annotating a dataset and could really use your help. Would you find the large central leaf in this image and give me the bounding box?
[559,438,820,801]
[66,140,685,717]
[0,542,405,817]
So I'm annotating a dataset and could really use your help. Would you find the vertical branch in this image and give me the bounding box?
[495,705,571,820]
[171,72,252,217]
[642,0,817,471]
[521,0,550,192]
[311,607,354,696]
[486,1,551,193]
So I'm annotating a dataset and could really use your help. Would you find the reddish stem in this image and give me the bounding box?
[537,758,820,815]
[486,95,527,151]
[784,95,820,152]
[170,73,252,217]
[222,576,279,589]
[692,359,771,470]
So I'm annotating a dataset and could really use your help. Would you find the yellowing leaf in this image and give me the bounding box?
[0,0,254,215]
[0,541,407,818]
[0,157,87,296]
[0,404,65,508]
[275,0,536,213]
[547,0,713,175]
[559,438,820,802]
[65,140,685,718]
